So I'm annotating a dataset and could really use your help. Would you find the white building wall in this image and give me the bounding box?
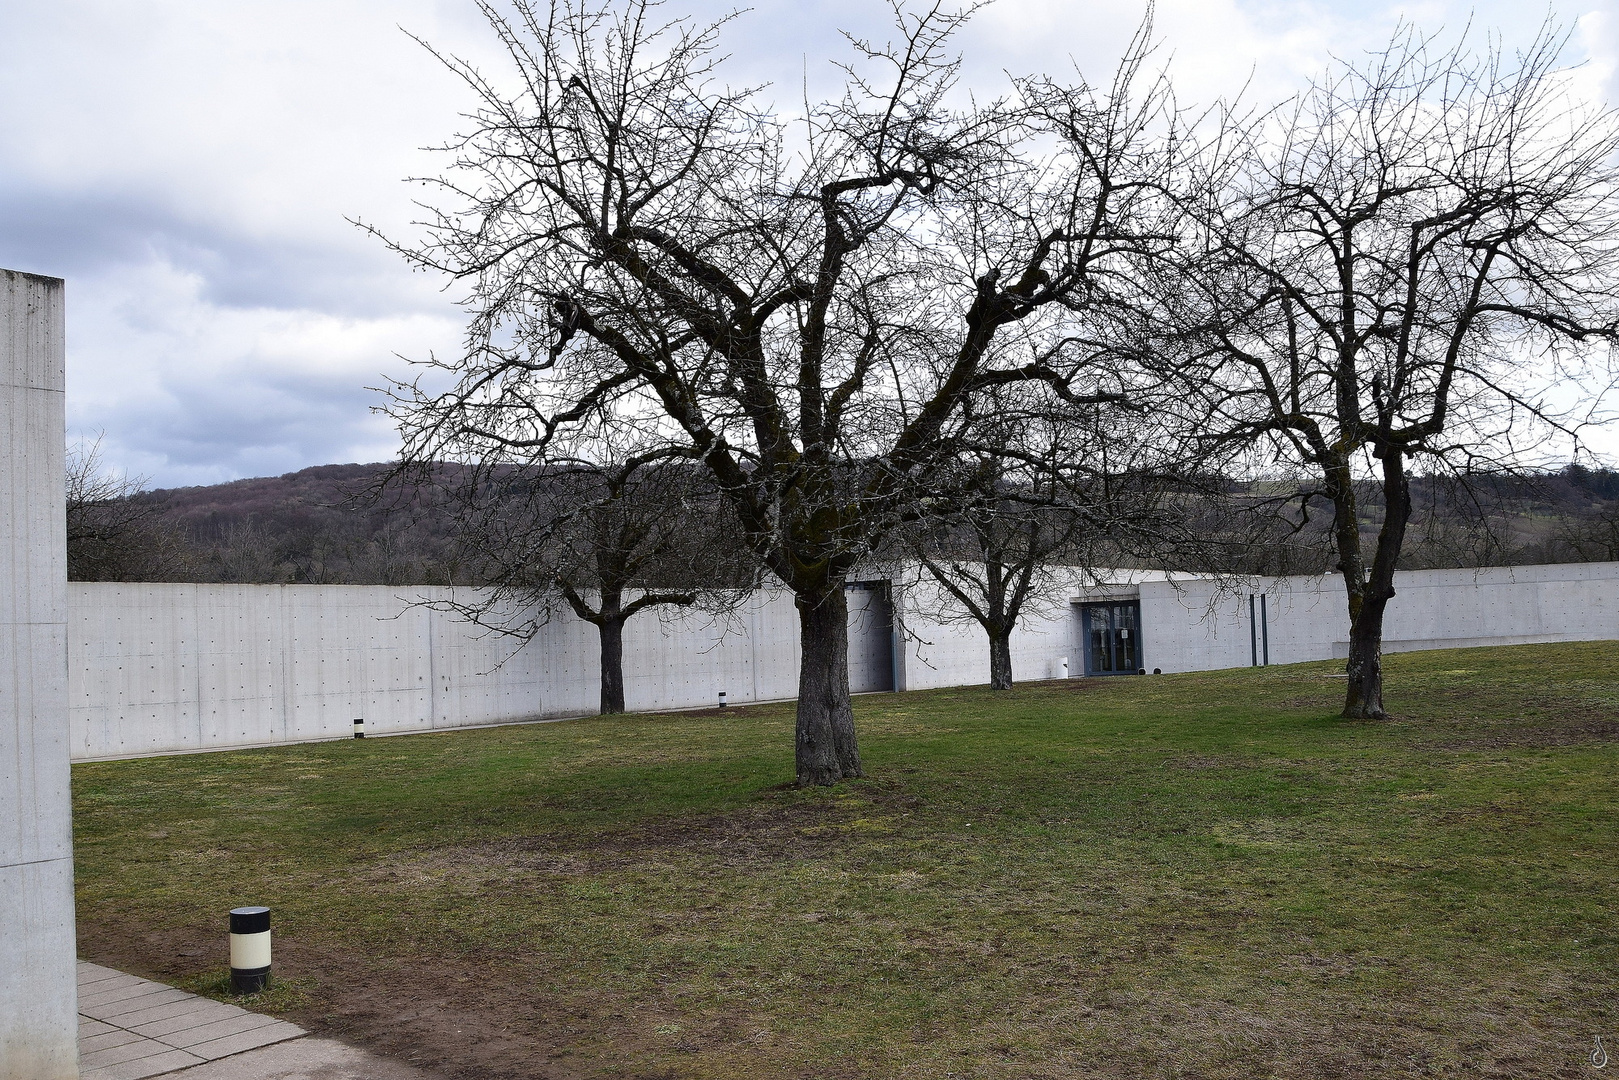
[1,269,78,1080]
[67,561,1619,761]
[1137,561,1619,673]
[68,584,808,761]
[894,572,1085,690]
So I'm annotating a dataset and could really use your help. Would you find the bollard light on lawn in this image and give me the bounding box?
[352,717,365,739]
[229,906,272,994]
[1058,656,1068,679]
[718,691,727,708]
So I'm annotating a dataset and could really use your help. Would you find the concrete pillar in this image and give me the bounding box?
[0,269,78,1079]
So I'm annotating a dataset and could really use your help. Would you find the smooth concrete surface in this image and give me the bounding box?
[893,567,1102,690]
[64,561,1619,760]
[1,268,78,1078]
[75,962,439,1080]
[1137,561,1619,673]
[69,583,807,760]
[168,1038,442,1080]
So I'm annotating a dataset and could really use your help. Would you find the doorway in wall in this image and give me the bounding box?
[1080,601,1142,675]
[845,581,896,692]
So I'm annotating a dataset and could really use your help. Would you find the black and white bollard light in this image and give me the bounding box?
[717,691,727,708]
[229,906,272,994]
[352,717,365,739]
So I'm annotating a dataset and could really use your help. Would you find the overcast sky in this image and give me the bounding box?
[1,0,1616,488]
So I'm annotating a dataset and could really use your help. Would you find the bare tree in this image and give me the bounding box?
[450,457,752,714]
[370,0,1188,783]
[66,437,190,581]
[901,396,1181,688]
[1164,23,1619,718]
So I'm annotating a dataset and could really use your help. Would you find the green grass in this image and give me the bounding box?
[73,642,1619,1078]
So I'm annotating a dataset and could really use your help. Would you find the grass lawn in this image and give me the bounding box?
[72,642,1619,1079]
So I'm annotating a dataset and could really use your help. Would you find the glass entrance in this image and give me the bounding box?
[1082,602,1141,676]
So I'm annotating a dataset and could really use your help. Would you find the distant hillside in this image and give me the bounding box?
[71,463,477,585]
[1190,465,1619,575]
[66,461,1619,584]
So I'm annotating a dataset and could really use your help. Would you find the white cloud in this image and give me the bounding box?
[2,0,1617,483]
[64,253,463,487]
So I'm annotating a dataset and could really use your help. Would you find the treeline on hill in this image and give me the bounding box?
[66,463,471,585]
[65,459,1619,586]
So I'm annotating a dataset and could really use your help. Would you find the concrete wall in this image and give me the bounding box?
[894,569,1091,690]
[898,561,1619,681]
[1134,562,1619,674]
[1,270,78,1079]
[69,583,806,761]
[67,561,1619,762]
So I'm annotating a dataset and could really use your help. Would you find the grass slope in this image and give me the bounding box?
[73,643,1619,1079]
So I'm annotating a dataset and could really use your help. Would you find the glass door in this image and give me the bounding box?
[1082,602,1141,676]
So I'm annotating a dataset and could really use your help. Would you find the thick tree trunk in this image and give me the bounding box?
[1342,601,1386,719]
[1343,451,1413,720]
[794,584,862,787]
[987,629,1013,690]
[597,589,626,715]
[597,617,626,714]
[1323,452,1374,718]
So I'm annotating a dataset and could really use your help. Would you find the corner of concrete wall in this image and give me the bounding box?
[1,268,79,1079]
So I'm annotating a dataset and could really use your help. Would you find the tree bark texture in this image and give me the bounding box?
[795,585,863,787]
[1342,452,1413,719]
[597,613,626,715]
[988,631,1014,691]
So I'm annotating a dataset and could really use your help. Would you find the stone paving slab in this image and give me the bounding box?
[77,960,445,1079]
[131,1001,246,1039]
[171,1012,282,1050]
[81,1028,148,1054]
[87,1047,208,1080]
[165,1037,445,1079]
[77,961,304,1080]
[187,1022,307,1062]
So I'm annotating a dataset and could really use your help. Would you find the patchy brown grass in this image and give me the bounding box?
[74,642,1619,1078]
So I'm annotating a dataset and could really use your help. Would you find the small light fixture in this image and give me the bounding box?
[229,906,272,994]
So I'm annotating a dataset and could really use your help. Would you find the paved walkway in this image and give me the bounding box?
[77,962,437,1080]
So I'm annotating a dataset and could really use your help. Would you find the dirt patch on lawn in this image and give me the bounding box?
[1420,714,1619,751]
[76,790,912,1079]
[420,786,919,876]
[77,915,664,1079]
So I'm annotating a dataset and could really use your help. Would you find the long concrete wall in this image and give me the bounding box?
[1135,561,1619,674]
[68,561,1619,762]
[2,270,78,1079]
[69,583,805,761]
[894,561,1619,682]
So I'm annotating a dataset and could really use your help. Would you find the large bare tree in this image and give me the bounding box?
[1164,24,1619,718]
[372,0,1185,783]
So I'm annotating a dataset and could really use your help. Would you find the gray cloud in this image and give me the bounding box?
[3,0,1613,485]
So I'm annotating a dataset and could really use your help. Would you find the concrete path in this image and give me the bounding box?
[77,962,438,1080]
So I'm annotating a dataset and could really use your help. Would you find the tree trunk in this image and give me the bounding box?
[597,617,626,714]
[794,584,862,787]
[987,629,1013,690]
[1343,450,1413,720]
[1323,452,1373,717]
[597,589,626,715]
[1342,600,1386,719]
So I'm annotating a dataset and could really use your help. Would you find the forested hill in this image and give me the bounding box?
[78,463,475,585]
[66,461,1619,584]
